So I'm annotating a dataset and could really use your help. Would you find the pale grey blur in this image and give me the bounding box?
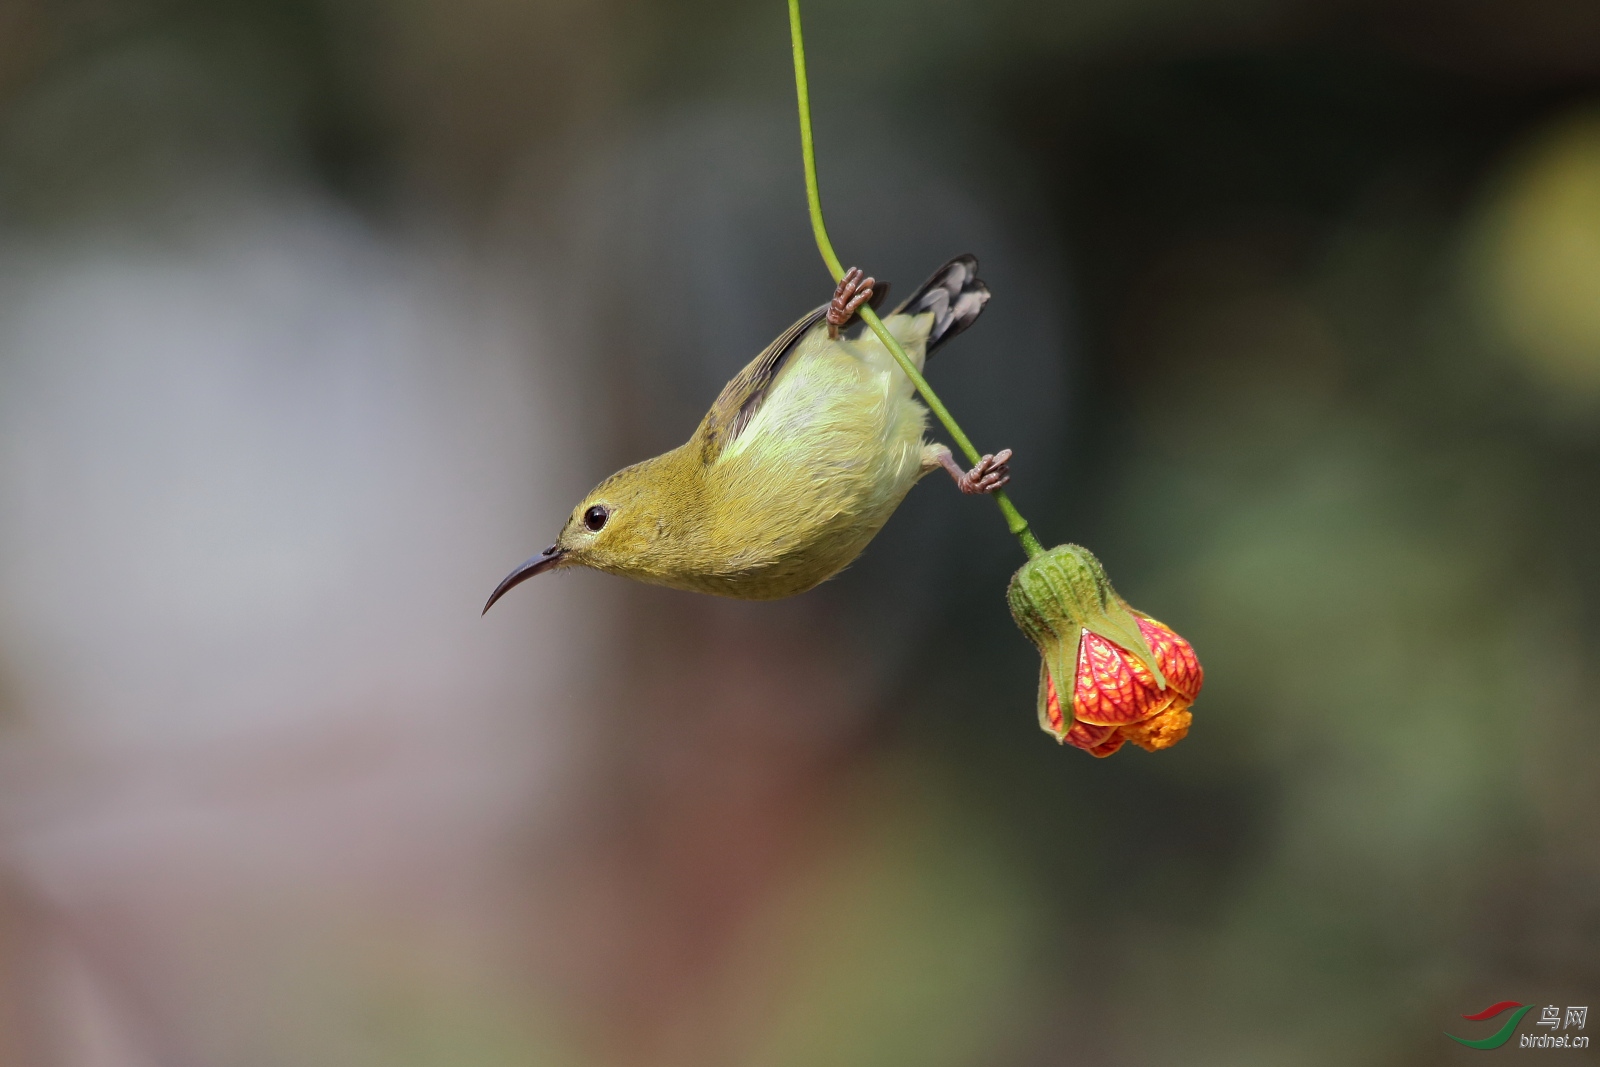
[0,0,1596,1064]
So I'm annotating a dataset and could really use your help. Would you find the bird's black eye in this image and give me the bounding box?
[583,505,609,532]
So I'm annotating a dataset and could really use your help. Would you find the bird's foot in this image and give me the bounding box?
[827,267,876,339]
[936,446,1013,495]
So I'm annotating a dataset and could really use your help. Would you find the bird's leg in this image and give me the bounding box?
[827,267,876,339]
[926,444,1013,495]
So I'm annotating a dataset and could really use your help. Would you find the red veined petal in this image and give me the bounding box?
[1064,718,1124,757]
[1046,671,1127,755]
[1043,669,1067,738]
[1135,616,1203,702]
[1073,628,1169,725]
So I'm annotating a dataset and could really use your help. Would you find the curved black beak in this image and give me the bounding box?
[482,545,565,615]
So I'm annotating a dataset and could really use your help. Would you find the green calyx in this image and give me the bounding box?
[1006,544,1166,731]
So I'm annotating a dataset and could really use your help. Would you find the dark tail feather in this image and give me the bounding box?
[891,255,990,354]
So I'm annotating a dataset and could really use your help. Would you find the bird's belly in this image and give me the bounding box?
[681,501,914,599]
[689,397,927,599]
[711,491,914,600]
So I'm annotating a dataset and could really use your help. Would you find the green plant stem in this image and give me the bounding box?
[787,0,1043,560]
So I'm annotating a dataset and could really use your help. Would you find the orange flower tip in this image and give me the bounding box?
[1119,704,1193,752]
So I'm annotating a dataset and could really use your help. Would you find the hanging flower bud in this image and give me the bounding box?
[1008,544,1203,756]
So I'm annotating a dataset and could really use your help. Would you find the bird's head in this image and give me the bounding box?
[482,455,686,613]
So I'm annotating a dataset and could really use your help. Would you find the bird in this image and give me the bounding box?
[483,255,1012,611]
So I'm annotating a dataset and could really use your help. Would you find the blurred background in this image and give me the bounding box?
[0,0,1596,1062]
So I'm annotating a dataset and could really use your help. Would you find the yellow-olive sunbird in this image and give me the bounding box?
[483,256,1009,611]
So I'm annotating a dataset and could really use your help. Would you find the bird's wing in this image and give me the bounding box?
[696,304,827,462]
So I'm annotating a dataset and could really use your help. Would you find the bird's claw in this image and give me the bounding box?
[827,267,875,338]
[958,448,1013,495]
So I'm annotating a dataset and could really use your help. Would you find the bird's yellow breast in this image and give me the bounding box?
[656,313,936,598]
